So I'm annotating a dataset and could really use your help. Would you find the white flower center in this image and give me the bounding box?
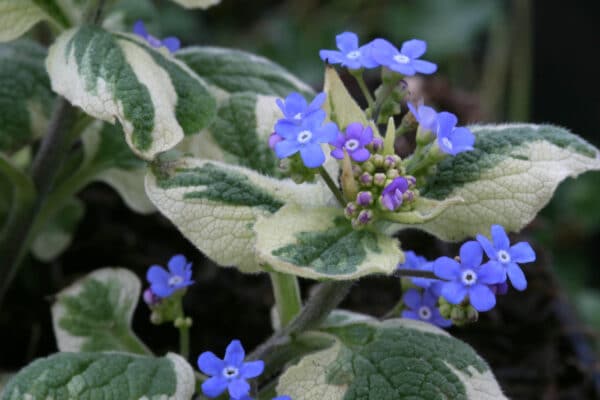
[222,366,239,379]
[293,112,302,120]
[297,130,313,144]
[418,306,432,320]
[461,269,478,286]
[346,50,361,60]
[168,275,183,286]
[393,54,410,64]
[497,250,511,263]
[345,138,360,151]
[442,137,453,149]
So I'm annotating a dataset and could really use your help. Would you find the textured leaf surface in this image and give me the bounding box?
[0,0,54,42]
[414,124,600,241]
[46,26,216,159]
[0,40,54,153]
[0,155,35,242]
[323,67,368,129]
[277,311,506,400]
[145,158,334,272]
[1,352,194,400]
[177,46,313,98]
[51,268,150,354]
[170,0,221,9]
[254,205,402,280]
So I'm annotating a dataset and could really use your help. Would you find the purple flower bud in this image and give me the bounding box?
[352,164,363,177]
[269,132,283,149]
[372,154,385,168]
[381,177,409,211]
[373,173,387,187]
[356,191,373,206]
[406,175,417,187]
[384,155,398,169]
[344,202,358,218]
[371,137,384,152]
[359,172,373,186]
[403,190,415,202]
[143,288,161,306]
[490,281,509,295]
[357,209,373,224]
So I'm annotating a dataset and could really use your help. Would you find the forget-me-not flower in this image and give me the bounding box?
[274,116,339,168]
[133,20,180,53]
[398,251,441,295]
[406,101,438,132]
[402,288,451,327]
[146,254,193,298]
[435,112,475,156]
[370,38,437,75]
[330,122,373,162]
[476,225,536,291]
[381,177,409,211]
[433,241,505,312]
[319,32,378,69]
[275,92,326,132]
[198,340,264,399]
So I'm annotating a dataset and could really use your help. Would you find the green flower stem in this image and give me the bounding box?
[350,69,375,113]
[372,75,402,123]
[318,166,346,206]
[269,272,302,328]
[174,296,192,360]
[395,268,438,280]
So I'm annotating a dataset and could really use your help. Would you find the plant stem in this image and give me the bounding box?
[179,323,190,360]
[372,75,402,123]
[248,280,353,362]
[395,268,438,280]
[350,69,374,112]
[318,166,346,206]
[269,272,302,328]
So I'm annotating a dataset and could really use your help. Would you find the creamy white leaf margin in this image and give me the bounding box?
[0,0,50,42]
[170,0,221,9]
[412,124,600,241]
[145,158,336,273]
[97,168,155,213]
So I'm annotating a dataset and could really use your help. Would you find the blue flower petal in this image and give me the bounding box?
[400,39,427,59]
[351,148,371,162]
[459,241,483,269]
[441,281,468,304]
[168,254,187,276]
[240,360,265,379]
[401,310,419,320]
[507,262,527,291]
[275,139,300,159]
[228,378,251,399]
[411,59,437,74]
[491,224,510,250]
[319,50,346,64]
[133,20,148,38]
[469,284,496,312]
[432,314,452,328]
[281,93,307,119]
[146,265,169,285]
[422,288,439,307]
[388,63,416,76]
[370,38,399,65]
[403,289,422,310]
[273,396,292,400]
[274,120,301,139]
[436,112,458,136]
[417,105,438,132]
[197,351,225,376]
[224,339,245,367]
[476,234,497,260]
[308,92,326,111]
[433,257,461,280]
[299,143,325,168]
[336,32,359,53]
[201,376,228,398]
[162,37,181,53]
[477,261,506,285]
[315,121,340,143]
[151,283,174,298]
[448,127,475,153]
[509,242,536,263]
[358,43,379,68]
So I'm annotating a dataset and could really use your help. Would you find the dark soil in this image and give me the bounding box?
[1,184,599,400]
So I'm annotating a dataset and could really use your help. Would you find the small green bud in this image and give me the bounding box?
[373,173,387,187]
[361,161,375,174]
[386,169,400,179]
[372,154,385,168]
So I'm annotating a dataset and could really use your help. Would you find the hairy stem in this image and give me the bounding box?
[269,272,302,328]
[350,69,374,112]
[248,280,354,362]
[394,268,438,279]
[318,166,346,206]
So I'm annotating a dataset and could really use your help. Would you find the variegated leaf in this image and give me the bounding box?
[277,311,507,400]
[1,352,194,400]
[169,0,221,9]
[145,158,335,272]
[0,0,68,42]
[413,124,600,241]
[254,205,402,280]
[46,25,216,159]
[323,66,368,129]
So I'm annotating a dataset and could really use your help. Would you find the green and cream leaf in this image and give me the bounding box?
[323,66,368,129]
[145,158,335,272]
[0,0,68,42]
[254,205,402,280]
[51,268,151,354]
[413,124,600,241]
[46,26,216,159]
[277,312,507,400]
[1,352,195,400]
[169,0,221,9]
[0,40,54,153]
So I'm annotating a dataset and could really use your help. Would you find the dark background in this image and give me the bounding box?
[2,0,600,398]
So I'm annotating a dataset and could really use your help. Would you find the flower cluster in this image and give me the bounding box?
[198,340,290,400]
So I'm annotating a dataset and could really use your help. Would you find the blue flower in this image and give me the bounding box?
[406,102,438,132]
[330,122,373,162]
[435,112,475,155]
[398,251,441,295]
[402,288,451,327]
[146,254,193,298]
[274,116,339,168]
[133,20,180,53]
[275,92,326,132]
[319,32,378,70]
[381,177,409,211]
[370,38,437,75]
[198,340,265,399]
[433,241,505,312]
[476,225,536,291]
